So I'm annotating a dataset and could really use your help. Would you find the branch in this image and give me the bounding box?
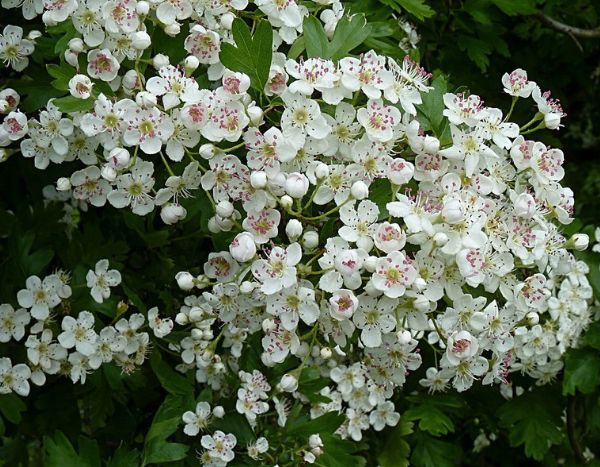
[566,395,587,465]
[537,11,600,39]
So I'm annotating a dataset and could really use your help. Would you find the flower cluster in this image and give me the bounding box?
[0,0,593,464]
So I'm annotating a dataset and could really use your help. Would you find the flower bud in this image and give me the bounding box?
[544,112,561,130]
[397,330,412,345]
[302,231,319,250]
[160,203,186,224]
[315,162,329,180]
[56,177,71,191]
[107,147,130,168]
[199,143,217,160]
[68,38,84,53]
[100,165,117,182]
[279,374,298,392]
[136,0,150,15]
[513,192,536,218]
[433,232,449,246]
[184,55,200,73]
[309,434,323,449]
[164,23,181,37]
[27,30,42,41]
[285,219,303,240]
[230,232,257,262]
[248,105,263,126]
[131,31,151,50]
[320,347,332,359]
[364,256,377,273]
[350,180,368,200]
[329,289,358,321]
[526,311,539,325]
[153,53,170,70]
[64,50,79,68]
[122,70,140,91]
[423,136,440,154]
[175,271,195,291]
[285,172,309,198]
[413,295,430,312]
[570,233,589,251]
[220,12,235,29]
[208,216,221,233]
[136,91,157,108]
[250,170,268,189]
[212,406,225,418]
[262,318,277,333]
[175,312,188,325]
[240,281,255,294]
[442,198,464,224]
[389,158,414,185]
[216,200,234,218]
[280,195,293,209]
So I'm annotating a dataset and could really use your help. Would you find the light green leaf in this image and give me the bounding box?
[303,16,330,58]
[328,14,372,61]
[53,96,95,113]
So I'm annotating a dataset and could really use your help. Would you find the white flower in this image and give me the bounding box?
[0,304,30,342]
[73,0,105,46]
[0,25,34,71]
[369,401,400,431]
[229,232,257,262]
[266,284,319,330]
[502,69,536,98]
[443,93,485,126]
[87,49,121,82]
[25,329,67,370]
[281,93,331,147]
[146,65,200,110]
[86,259,122,303]
[339,200,379,251]
[71,166,111,207]
[256,0,302,28]
[123,104,174,154]
[102,0,139,33]
[148,307,173,338]
[183,401,212,436]
[439,126,496,177]
[107,160,156,215]
[339,50,393,99]
[58,310,98,356]
[2,110,28,140]
[242,209,281,244]
[248,437,269,460]
[184,25,221,64]
[286,57,338,95]
[17,275,62,320]
[445,330,479,366]
[252,243,302,295]
[353,295,396,347]
[373,222,406,254]
[201,431,237,463]
[357,99,401,143]
[372,251,417,298]
[329,289,358,321]
[0,358,31,396]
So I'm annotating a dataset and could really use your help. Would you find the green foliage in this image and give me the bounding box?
[220,19,273,94]
[378,0,435,21]
[300,14,372,60]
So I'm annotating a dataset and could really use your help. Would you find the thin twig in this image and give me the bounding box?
[537,11,600,40]
[566,395,587,464]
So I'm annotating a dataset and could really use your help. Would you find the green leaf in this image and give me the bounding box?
[490,0,536,16]
[563,348,600,395]
[144,395,190,464]
[328,15,372,61]
[411,433,461,467]
[47,63,76,91]
[287,411,345,437]
[395,0,435,20]
[212,413,256,445]
[583,320,600,350]
[404,402,455,436]
[304,16,330,58]
[220,19,273,93]
[377,420,413,467]
[107,446,141,467]
[53,96,95,113]
[457,35,492,71]
[416,75,448,139]
[150,351,194,397]
[498,391,563,460]
[0,394,27,424]
[44,432,89,467]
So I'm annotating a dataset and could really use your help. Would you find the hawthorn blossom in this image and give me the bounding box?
[86,259,122,303]
[0,25,34,71]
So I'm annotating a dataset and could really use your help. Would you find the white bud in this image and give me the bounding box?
[240,281,255,294]
[314,162,329,180]
[175,312,188,325]
[107,147,130,168]
[164,23,181,37]
[285,219,303,240]
[397,330,412,345]
[220,12,235,29]
[153,54,170,70]
[131,31,151,50]
[413,295,430,313]
[388,158,414,185]
[262,318,277,333]
[309,434,323,449]
[27,30,42,41]
[230,232,257,262]
[175,271,195,291]
[442,198,464,224]
[364,256,378,273]
[56,177,71,191]
[212,406,225,418]
[280,195,293,209]
[350,180,368,200]
[285,172,310,198]
[100,165,117,182]
[136,0,150,15]
[320,347,332,359]
[544,112,561,130]
[513,192,536,218]
[207,216,221,233]
[413,277,427,291]
[68,38,84,53]
[302,231,319,250]
[278,374,298,392]
[191,328,204,339]
[247,105,263,126]
[423,136,440,154]
[160,204,186,224]
[184,55,200,73]
[122,70,140,90]
[199,143,217,160]
[250,170,268,189]
[570,233,589,251]
[433,232,449,247]
[216,200,234,218]
[64,50,79,68]
[136,91,157,108]
[526,311,540,325]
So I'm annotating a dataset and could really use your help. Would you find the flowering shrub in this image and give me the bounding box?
[0,0,598,465]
